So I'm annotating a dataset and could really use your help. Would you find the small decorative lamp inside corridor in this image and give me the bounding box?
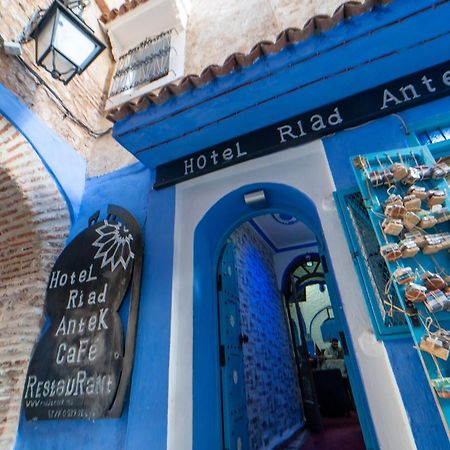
[30,0,105,84]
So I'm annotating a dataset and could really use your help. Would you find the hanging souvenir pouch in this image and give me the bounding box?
[407,185,428,200]
[445,275,450,287]
[420,271,446,290]
[403,195,421,211]
[385,193,403,206]
[420,334,450,360]
[380,243,402,262]
[405,282,427,302]
[384,203,406,219]
[431,162,450,180]
[427,190,446,207]
[431,205,450,224]
[393,266,415,285]
[369,170,385,188]
[390,163,408,180]
[404,230,427,248]
[415,165,431,180]
[425,290,449,313]
[402,167,421,186]
[431,378,450,399]
[403,211,421,230]
[441,233,450,250]
[419,214,437,229]
[423,235,445,254]
[382,218,403,236]
[399,239,420,258]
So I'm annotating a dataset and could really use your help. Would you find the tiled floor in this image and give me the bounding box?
[280,414,365,450]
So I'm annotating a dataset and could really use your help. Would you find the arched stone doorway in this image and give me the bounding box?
[0,115,70,449]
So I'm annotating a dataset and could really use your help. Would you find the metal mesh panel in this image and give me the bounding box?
[344,191,407,328]
[110,30,172,97]
[417,126,450,145]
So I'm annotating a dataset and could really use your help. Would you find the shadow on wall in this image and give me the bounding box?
[0,116,70,450]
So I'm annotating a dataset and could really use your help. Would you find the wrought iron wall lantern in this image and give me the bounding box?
[3,0,105,84]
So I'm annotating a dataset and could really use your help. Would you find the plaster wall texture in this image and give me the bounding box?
[0,116,70,449]
[231,223,302,449]
[169,139,416,450]
[184,0,345,76]
[298,285,333,351]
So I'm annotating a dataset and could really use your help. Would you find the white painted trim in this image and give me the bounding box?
[167,141,416,450]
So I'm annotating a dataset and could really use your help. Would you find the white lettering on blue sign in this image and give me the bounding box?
[183,142,246,176]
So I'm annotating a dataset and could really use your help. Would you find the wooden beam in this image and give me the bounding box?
[94,0,110,16]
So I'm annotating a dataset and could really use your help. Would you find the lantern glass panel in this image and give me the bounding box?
[35,13,56,62]
[40,49,77,82]
[53,11,97,67]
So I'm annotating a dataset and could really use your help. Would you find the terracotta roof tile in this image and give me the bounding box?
[100,0,150,24]
[106,0,392,122]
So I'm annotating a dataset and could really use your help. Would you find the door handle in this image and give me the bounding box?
[239,334,249,345]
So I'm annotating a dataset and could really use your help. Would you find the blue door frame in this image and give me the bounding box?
[192,182,379,450]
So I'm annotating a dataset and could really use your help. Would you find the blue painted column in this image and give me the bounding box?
[16,163,176,450]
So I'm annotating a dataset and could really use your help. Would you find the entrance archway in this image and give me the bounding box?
[192,182,376,450]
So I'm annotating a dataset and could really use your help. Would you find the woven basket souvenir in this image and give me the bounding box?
[420,336,449,360]
[425,290,449,313]
[382,218,403,236]
[441,233,450,250]
[380,243,402,262]
[404,231,427,248]
[403,211,421,230]
[420,272,446,290]
[431,162,450,180]
[423,234,445,254]
[399,239,420,258]
[431,205,450,224]
[431,378,450,399]
[407,185,428,200]
[385,194,403,206]
[415,165,431,180]
[419,214,437,229]
[427,190,446,207]
[384,203,406,219]
[405,282,427,302]
[390,163,408,180]
[403,195,421,211]
[393,266,415,285]
[401,167,421,186]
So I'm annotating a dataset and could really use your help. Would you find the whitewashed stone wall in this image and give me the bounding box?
[0,116,70,449]
[231,223,302,449]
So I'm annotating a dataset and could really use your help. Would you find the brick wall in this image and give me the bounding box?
[0,116,70,449]
[231,223,302,449]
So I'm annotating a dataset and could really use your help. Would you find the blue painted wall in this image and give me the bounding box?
[231,224,303,448]
[16,162,176,450]
[110,1,450,447]
[0,83,86,221]
[113,0,450,169]
[323,101,450,449]
[13,0,450,449]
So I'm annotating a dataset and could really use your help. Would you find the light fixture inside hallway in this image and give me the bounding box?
[244,190,266,208]
[3,0,105,84]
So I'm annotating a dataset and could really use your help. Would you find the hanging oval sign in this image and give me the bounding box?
[23,205,143,420]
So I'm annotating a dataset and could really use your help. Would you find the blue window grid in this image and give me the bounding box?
[334,189,409,340]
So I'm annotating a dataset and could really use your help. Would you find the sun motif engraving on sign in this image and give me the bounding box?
[92,220,135,272]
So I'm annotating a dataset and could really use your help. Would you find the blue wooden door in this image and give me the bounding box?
[218,241,249,450]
